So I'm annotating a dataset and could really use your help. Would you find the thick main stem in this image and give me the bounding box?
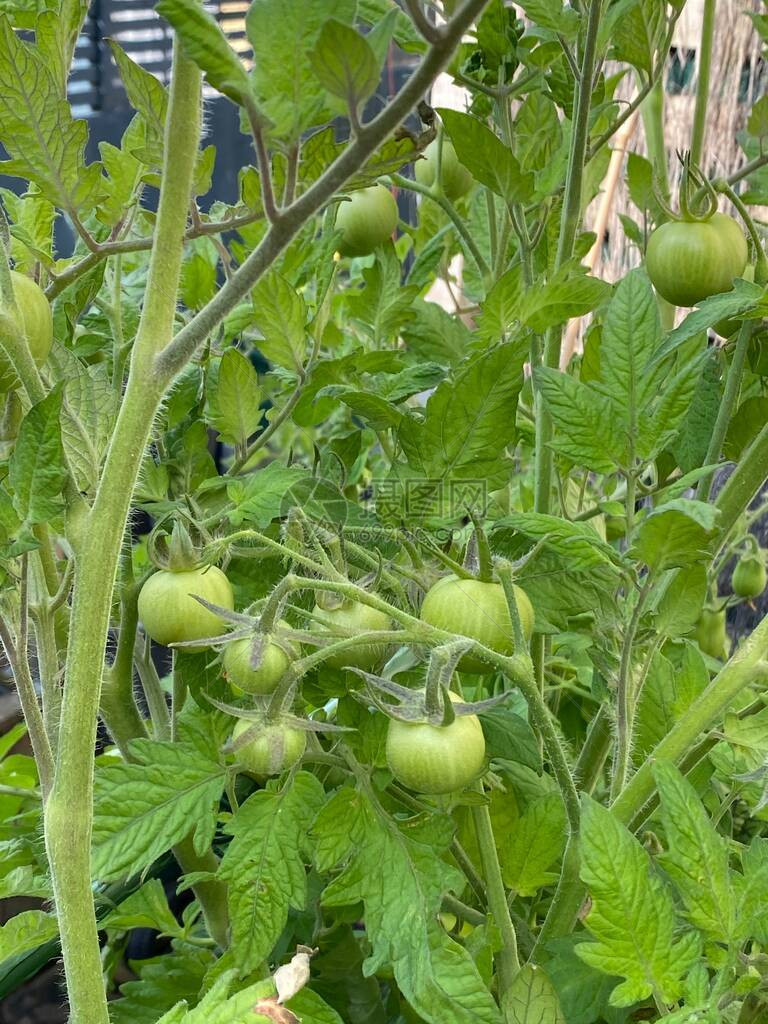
[43,48,202,1024]
[690,0,715,167]
[533,0,603,515]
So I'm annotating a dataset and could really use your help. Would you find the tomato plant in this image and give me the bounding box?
[1,1,768,1022]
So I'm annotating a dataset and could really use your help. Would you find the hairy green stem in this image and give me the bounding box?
[472,791,521,1010]
[43,47,202,1024]
[690,0,715,167]
[641,79,670,201]
[612,615,768,826]
[696,321,752,501]
[100,589,147,756]
[610,579,652,800]
[713,419,768,548]
[534,0,603,515]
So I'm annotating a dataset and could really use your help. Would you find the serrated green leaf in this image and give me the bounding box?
[251,272,307,369]
[0,16,104,209]
[439,108,534,203]
[9,384,67,524]
[492,511,624,572]
[635,643,708,758]
[92,739,227,881]
[218,772,325,974]
[314,788,501,1024]
[208,348,262,447]
[500,793,566,896]
[311,19,380,112]
[534,366,625,473]
[577,796,701,1008]
[156,0,253,105]
[399,341,527,488]
[520,265,610,332]
[247,0,356,141]
[653,761,733,942]
[227,461,311,528]
[630,498,719,571]
[102,879,182,937]
[506,964,565,1023]
[108,41,168,166]
[0,909,57,959]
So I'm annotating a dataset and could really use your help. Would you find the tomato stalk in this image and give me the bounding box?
[43,45,203,1024]
[695,320,753,502]
[610,577,653,801]
[471,786,521,1008]
[389,172,491,282]
[690,0,716,168]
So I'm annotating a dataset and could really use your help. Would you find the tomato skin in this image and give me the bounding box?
[732,556,767,599]
[311,599,392,671]
[646,213,747,308]
[386,693,485,795]
[335,186,398,257]
[232,718,306,776]
[138,566,234,647]
[420,576,534,673]
[0,271,53,391]
[223,628,293,695]
[414,139,473,201]
[695,608,728,660]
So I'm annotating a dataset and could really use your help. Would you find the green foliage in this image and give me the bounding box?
[2,1,768,1022]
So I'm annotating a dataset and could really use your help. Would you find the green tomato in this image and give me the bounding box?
[222,625,294,695]
[420,575,534,674]
[714,264,755,337]
[0,271,53,391]
[232,717,306,776]
[386,692,485,795]
[732,555,767,599]
[414,139,473,201]
[311,599,393,671]
[138,565,234,647]
[695,608,728,660]
[646,213,748,308]
[335,185,399,257]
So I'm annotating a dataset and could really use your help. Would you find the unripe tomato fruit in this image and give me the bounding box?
[646,213,748,308]
[138,566,234,647]
[386,693,485,795]
[732,555,767,599]
[223,627,293,695]
[232,717,306,776]
[420,575,534,674]
[311,599,392,671]
[414,139,473,201]
[335,186,398,257]
[0,271,53,391]
[695,608,728,660]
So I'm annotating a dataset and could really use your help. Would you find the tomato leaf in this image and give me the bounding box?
[653,761,734,943]
[251,272,308,370]
[311,20,380,113]
[438,109,534,203]
[207,348,263,448]
[576,796,701,1007]
[629,498,719,571]
[217,772,325,975]
[9,384,67,525]
[92,739,227,881]
[506,963,566,1023]
[156,0,253,106]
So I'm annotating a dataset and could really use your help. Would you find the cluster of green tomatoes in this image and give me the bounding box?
[137,559,534,797]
